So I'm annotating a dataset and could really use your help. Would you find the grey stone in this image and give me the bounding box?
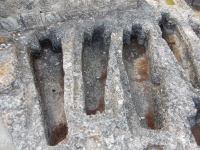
[0,17,20,31]
[20,12,43,28]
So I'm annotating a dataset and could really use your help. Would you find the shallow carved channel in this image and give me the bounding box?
[31,38,67,146]
[123,28,161,129]
[82,26,110,115]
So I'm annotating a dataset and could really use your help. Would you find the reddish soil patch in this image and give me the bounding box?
[86,97,105,115]
[97,72,107,86]
[0,36,10,43]
[143,86,151,92]
[194,6,200,17]
[134,54,148,82]
[191,124,200,146]
[145,107,156,129]
[196,11,200,17]
[49,123,68,146]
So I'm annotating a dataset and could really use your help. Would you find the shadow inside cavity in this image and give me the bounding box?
[82,26,110,115]
[30,36,67,146]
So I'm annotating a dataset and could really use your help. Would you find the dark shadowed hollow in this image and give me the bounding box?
[82,26,110,115]
[31,38,67,146]
[122,28,163,129]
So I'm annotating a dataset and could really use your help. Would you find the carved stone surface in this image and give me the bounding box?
[1,0,200,149]
[0,17,20,31]
[20,12,43,28]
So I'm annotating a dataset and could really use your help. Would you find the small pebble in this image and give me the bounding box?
[136,74,141,79]
[55,62,60,66]
[1,44,6,47]
[18,33,20,36]
[118,100,123,105]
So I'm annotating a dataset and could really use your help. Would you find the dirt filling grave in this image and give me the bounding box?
[122,34,158,129]
[32,39,67,146]
[82,27,110,115]
[160,24,199,89]
[191,123,200,146]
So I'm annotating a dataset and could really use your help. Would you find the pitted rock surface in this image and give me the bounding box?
[1,0,200,149]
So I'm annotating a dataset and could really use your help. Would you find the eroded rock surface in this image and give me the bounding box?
[1,0,200,149]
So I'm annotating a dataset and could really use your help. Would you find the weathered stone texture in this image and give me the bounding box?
[1,0,200,149]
